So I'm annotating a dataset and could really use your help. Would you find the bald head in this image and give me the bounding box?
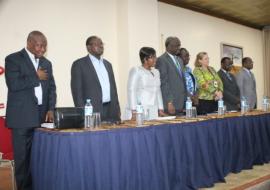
[26,31,47,58]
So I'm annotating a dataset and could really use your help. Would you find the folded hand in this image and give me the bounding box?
[37,68,48,80]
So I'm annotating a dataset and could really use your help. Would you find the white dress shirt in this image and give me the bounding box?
[167,52,179,66]
[222,69,232,80]
[125,66,164,120]
[25,48,43,105]
[167,52,182,76]
[89,54,111,103]
[243,68,252,77]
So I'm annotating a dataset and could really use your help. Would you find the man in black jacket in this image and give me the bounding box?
[5,31,56,190]
[71,36,120,122]
[218,57,240,111]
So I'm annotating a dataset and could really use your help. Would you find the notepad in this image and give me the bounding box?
[156,116,176,120]
[41,123,55,129]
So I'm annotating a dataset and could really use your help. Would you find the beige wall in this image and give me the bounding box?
[0,0,264,115]
[158,2,264,107]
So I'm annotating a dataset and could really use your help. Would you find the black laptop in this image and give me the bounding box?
[54,107,84,129]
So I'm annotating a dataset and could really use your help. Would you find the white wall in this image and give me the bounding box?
[0,0,265,116]
[0,0,159,116]
[158,2,264,106]
[0,0,119,115]
[117,0,159,112]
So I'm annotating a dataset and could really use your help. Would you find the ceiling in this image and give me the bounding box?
[159,0,270,30]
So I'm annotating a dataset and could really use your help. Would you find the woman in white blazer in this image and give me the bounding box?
[125,47,166,120]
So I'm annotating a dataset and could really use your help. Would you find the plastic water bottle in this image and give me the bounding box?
[241,96,247,115]
[218,98,224,115]
[136,103,144,127]
[262,96,269,111]
[84,99,93,128]
[186,97,192,118]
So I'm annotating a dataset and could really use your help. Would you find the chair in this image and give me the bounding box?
[0,116,16,190]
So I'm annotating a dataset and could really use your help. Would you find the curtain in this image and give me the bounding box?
[263,26,270,96]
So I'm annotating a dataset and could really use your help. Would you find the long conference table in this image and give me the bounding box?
[31,111,270,190]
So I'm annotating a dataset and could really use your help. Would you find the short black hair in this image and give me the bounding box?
[221,57,231,64]
[165,37,179,48]
[86,36,99,46]
[177,47,188,56]
[179,47,187,52]
[27,31,45,42]
[242,57,251,65]
[139,47,156,64]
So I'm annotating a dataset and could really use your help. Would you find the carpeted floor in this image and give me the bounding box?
[201,163,270,190]
[1,162,270,190]
[0,165,13,190]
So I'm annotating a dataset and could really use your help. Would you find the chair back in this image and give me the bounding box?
[0,117,13,160]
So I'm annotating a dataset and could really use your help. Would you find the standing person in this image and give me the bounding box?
[5,31,57,190]
[236,57,257,109]
[218,57,240,111]
[177,48,198,106]
[155,37,187,115]
[193,52,223,114]
[71,36,121,122]
[125,47,165,120]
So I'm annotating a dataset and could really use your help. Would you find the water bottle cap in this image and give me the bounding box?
[136,104,143,113]
[218,99,224,107]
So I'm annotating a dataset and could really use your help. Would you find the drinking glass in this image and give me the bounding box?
[192,107,197,118]
[93,112,101,128]
[143,108,150,121]
[223,105,227,114]
[245,104,250,112]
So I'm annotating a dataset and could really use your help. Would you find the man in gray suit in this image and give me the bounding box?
[71,36,120,122]
[218,57,240,111]
[236,57,257,109]
[155,37,187,115]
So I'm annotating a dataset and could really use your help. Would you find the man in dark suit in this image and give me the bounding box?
[71,36,120,122]
[155,37,187,115]
[5,31,56,190]
[218,57,240,111]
